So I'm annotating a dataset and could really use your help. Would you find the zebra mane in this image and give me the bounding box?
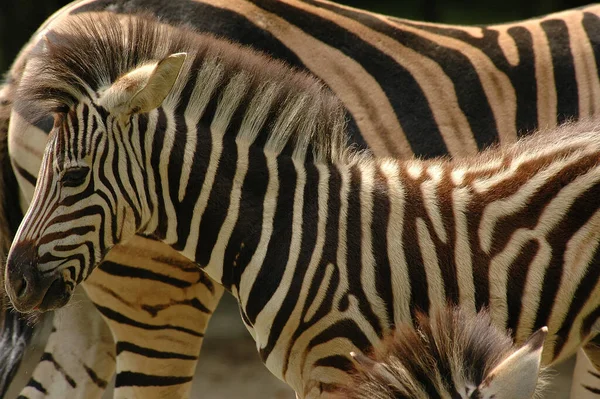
[16,13,351,163]
[336,308,548,399]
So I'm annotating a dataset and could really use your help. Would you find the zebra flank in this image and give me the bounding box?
[336,308,548,399]
[7,13,600,398]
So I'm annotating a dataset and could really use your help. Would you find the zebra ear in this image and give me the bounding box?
[476,327,548,399]
[98,52,187,118]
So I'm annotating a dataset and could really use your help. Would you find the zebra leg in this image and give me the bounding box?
[15,287,115,399]
[83,236,224,399]
[569,342,600,398]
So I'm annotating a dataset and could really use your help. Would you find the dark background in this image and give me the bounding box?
[0,0,593,73]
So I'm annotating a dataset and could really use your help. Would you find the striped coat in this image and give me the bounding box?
[3,1,600,397]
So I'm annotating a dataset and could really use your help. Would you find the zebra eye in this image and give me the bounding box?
[61,166,90,187]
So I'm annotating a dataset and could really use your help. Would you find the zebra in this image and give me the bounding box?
[6,13,600,398]
[4,0,600,397]
[336,308,549,399]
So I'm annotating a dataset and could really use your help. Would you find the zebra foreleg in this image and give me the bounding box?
[15,287,115,399]
[569,340,600,398]
[83,237,225,399]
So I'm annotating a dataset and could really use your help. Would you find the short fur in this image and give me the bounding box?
[9,12,599,399]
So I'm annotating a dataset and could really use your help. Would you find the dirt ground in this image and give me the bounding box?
[7,295,573,398]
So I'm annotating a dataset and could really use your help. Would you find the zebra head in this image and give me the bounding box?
[338,309,549,399]
[4,51,187,312]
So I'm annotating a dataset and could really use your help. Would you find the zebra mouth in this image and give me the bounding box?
[36,278,72,312]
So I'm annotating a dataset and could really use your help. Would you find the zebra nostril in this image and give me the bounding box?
[16,277,28,298]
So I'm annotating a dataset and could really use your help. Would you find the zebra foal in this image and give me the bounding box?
[337,308,549,399]
[5,13,600,398]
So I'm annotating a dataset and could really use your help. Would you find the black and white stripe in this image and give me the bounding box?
[4,0,600,397]
[7,14,600,398]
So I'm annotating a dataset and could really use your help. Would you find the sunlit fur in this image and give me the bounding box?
[334,308,548,399]
[5,2,600,398]
[8,14,600,398]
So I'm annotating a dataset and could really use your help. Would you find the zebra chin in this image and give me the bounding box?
[4,241,74,313]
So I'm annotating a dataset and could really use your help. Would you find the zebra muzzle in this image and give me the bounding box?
[5,241,71,312]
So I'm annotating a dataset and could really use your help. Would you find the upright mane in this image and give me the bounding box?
[336,308,549,399]
[16,13,352,163]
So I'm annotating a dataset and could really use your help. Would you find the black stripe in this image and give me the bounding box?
[111,119,141,228]
[259,162,319,361]
[372,167,394,327]
[583,12,600,94]
[277,164,343,372]
[97,260,193,288]
[72,0,305,68]
[114,118,142,225]
[224,145,269,288]
[405,22,539,137]
[194,129,239,267]
[300,164,341,327]
[83,364,108,389]
[535,177,600,336]
[344,165,383,337]
[400,169,430,317]
[71,0,365,146]
[40,352,77,388]
[80,104,89,159]
[301,0,499,152]
[541,18,579,124]
[507,26,539,136]
[313,355,354,372]
[583,385,600,394]
[115,371,193,388]
[173,91,218,251]
[150,108,170,239]
[505,240,539,334]
[14,163,37,186]
[553,242,600,359]
[434,169,459,306]
[31,114,54,135]
[136,114,154,219]
[95,305,203,337]
[380,19,550,137]
[308,319,371,361]
[246,156,296,324]
[141,297,213,317]
[116,341,197,360]
[250,0,448,157]
[27,379,47,394]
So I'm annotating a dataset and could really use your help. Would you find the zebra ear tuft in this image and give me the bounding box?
[476,326,548,399]
[98,52,187,118]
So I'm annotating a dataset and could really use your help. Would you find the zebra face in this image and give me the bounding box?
[5,103,140,312]
[5,52,186,313]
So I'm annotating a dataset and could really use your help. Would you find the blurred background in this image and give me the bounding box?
[0,0,595,73]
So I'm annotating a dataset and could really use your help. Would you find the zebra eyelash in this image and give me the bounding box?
[59,166,90,187]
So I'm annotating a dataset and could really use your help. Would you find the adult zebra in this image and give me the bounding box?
[6,12,600,398]
[3,0,600,397]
